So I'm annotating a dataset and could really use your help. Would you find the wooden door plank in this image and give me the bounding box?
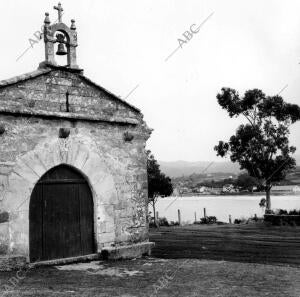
[30,165,95,262]
[79,183,95,255]
[29,184,43,262]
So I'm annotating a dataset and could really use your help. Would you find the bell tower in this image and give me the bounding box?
[39,2,80,70]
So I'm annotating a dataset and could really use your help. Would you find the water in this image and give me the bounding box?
[155,194,300,223]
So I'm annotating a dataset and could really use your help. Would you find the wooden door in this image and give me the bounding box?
[29,165,95,262]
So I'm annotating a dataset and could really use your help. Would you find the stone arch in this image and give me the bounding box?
[50,23,77,44]
[29,164,95,262]
[43,21,78,69]
[3,137,117,260]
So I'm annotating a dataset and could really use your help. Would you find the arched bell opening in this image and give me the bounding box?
[54,30,69,66]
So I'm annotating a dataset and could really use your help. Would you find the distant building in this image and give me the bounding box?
[272,185,300,193]
[180,187,189,194]
[210,187,223,194]
[222,184,237,193]
[199,186,208,193]
[172,187,181,196]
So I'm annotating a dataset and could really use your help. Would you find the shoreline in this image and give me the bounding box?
[173,192,300,197]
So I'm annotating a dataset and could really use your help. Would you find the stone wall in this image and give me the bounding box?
[0,69,142,124]
[0,68,151,261]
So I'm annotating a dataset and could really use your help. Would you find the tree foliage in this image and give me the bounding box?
[147,150,173,226]
[236,173,259,191]
[147,150,173,199]
[214,88,300,210]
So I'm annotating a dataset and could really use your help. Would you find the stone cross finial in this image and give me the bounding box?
[54,2,63,23]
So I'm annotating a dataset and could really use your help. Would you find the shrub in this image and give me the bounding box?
[275,209,288,215]
[250,214,259,221]
[149,217,156,228]
[149,216,170,227]
[273,209,300,216]
[234,217,247,224]
[158,217,169,226]
[264,210,300,226]
[288,209,300,215]
[200,216,217,224]
[259,198,266,208]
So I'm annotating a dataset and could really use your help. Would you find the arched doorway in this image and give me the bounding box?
[29,165,95,262]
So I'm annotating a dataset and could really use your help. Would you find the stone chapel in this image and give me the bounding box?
[0,3,153,269]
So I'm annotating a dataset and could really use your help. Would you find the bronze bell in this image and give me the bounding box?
[56,43,67,55]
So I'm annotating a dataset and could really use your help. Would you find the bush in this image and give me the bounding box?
[200,216,217,224]
[149,218,156,228]
[289,209,300,215]
[264,210,300,226]
[234,217,247,224]
[273,209,300,216]
[259,198,266,208]
[275,209,288,215]
[158,217,169,226]
[149,216,170,227]
[250,214,259,222]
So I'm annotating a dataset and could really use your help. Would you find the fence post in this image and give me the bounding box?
[229,214,232,224]
[203,208,207,218]
[194,211,197,222]
[178,209,181,225]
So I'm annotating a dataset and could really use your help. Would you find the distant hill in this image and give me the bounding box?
[284,166,300,185]
[159,160,240,177]
[159,154,300,178]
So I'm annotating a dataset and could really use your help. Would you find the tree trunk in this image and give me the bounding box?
[152,200,159,228]
[265,185,271,213]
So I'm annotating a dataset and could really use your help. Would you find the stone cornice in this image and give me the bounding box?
[0,107,139,125]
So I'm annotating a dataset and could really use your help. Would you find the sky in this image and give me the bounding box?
[0,0,300,162]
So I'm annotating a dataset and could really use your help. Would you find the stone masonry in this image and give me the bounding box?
[0,3,153,269]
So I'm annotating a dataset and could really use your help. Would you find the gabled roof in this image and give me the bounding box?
[78,74,140,113]
[0,66,140,113]
[0,68,51,88]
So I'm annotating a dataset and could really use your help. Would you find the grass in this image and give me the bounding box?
[150,223,300,266]
[0,258,300,297]
[151,223,300,266]
[0,223,300,296]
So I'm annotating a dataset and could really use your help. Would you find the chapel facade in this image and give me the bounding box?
[0,3,153,269]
